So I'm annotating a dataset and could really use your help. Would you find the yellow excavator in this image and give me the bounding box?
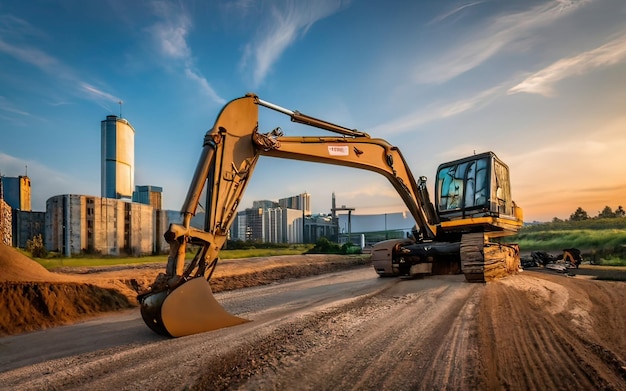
[138,94,523,337]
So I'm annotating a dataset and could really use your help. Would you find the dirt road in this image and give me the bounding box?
[1,267,625,390]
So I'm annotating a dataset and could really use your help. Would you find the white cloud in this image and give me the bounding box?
[0,19,121,110]
[0,96,30,116]
[149,2,224,105]
[184,69,226,105]
[242,0,346,87]
[80,83,122,106]
[415,0,590,84]
[149,2,192,60]
[509,31,626,96]
[371,84,504,135]
[429,1,486,25]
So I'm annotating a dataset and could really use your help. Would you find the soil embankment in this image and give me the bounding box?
[0,243,367,336]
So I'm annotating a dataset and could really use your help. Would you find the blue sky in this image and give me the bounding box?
[1,0,625,222]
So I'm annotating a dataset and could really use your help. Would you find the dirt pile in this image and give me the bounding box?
[0,244,132,336]
[0,244,369,337]
[0,282,132,336]
[0,243,73,282]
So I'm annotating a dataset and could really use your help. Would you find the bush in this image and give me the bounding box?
[341,242,362,254]
[226,239,292,250]
[26,234,47,258]
[307,237,342,254]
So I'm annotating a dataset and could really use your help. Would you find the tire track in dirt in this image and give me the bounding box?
[227,275,483,391]
[478,272,626,390]
[2,268,625,390]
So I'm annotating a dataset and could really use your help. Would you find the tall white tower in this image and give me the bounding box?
[101,115,135,199]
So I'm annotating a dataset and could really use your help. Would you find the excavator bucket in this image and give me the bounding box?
[140,277,248,337]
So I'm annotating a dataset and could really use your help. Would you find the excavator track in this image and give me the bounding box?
[460,232,520,282]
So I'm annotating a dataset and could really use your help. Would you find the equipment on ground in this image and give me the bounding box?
[524,249,582,269]
[138,94,523,337]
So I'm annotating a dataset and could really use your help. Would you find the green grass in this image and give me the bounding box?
[220,245,313,259]
[504,217,626,265]
[22,245,314,270]
[31,254,169,269]
[596,256,626,267]
[510,229,626,251]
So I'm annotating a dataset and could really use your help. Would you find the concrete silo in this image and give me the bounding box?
[101,115,135,199]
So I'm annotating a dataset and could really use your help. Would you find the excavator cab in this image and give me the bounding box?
[435,152,516,221]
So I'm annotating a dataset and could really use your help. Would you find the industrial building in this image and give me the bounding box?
[0,175,31,211]
[37,113,162,256]
[337,211,415,245]
[101,115,135,199]
[12,210,45,248]
[45,194,166,256]
[132,185,163,209]
[0,174,45,248]
[303,214,336,243]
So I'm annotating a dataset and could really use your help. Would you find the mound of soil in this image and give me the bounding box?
[0,244,132,336]
[0,243,73,282]
[0,282,132,336]
[0,243,369,337]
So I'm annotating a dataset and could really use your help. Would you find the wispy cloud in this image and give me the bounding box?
[0,96,30,116]
[429,1,486,25]
[149,2,225,105]
[509,30,626,96]
[81,83,122,107]
[372,84,505,135]
[150,2,192,59]
[0,16,121,110]
[241,0,347,87]
[184,69,225,105]
[79,82,122,111]
[415,0,590,84]
[0,37,67,76]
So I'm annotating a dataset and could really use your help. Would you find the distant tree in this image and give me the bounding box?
[26,234,47,258]
[552,217,563,223]
[615,205,625,218]
[598,206,616,219]
[570,207,589,221]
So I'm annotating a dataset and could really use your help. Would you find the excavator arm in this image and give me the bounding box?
[139,94,442,336]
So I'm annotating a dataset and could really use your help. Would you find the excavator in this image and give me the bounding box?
[138,93,523,337]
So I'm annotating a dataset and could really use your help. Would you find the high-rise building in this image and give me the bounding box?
[278,192,311,216]
[101,115,135,199]
[0,175,31,211]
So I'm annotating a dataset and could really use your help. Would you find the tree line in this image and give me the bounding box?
[554,205,626,222]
